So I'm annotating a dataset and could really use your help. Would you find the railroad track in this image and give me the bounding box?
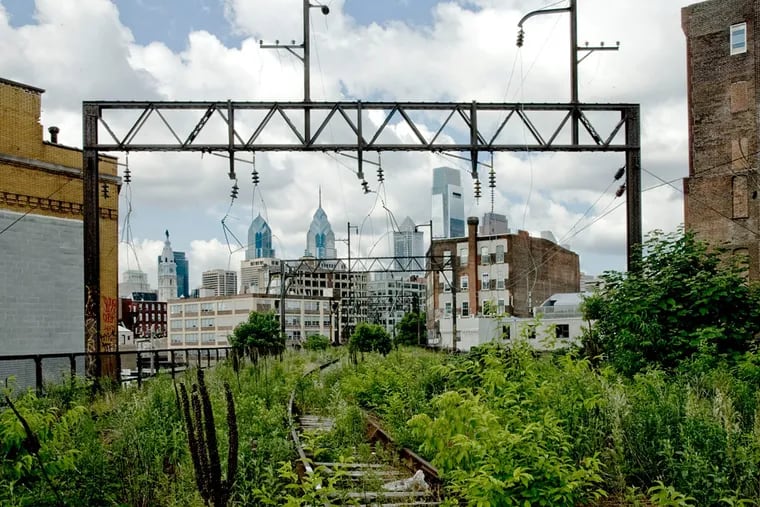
[288,359,443,506]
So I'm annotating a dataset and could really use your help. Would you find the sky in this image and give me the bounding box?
[0,0,695,291]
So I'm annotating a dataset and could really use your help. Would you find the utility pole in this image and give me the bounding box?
[279,259,287,339]
[346,222,359,340]
[517,0,619,144]
[260,1,330,143]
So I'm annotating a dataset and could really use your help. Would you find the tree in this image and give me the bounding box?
[349,322,392,361]
[583,228,760,375]
[303,334,330,351]
[230,311,285,364]
[394,311,426,347]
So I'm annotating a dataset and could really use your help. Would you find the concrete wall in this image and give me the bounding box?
[0,210,85,388]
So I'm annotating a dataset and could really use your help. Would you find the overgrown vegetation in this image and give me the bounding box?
[583,228,760,375]
[4,230,760,504]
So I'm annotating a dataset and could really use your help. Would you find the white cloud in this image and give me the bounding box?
[0,0,696,286]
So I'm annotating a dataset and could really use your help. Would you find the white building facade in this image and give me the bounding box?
[168,294,335,349]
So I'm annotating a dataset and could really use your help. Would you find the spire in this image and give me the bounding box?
[165,229,169,240]
[318,185,322,209]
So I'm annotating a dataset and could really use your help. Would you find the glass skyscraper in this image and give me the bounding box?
[431,166,465,238]
[174,251,189,298]
[306,193,336,259]
[246,213,275,259]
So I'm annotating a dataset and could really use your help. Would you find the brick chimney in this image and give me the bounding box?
[466,217,479,316]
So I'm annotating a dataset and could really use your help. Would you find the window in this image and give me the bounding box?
[555,324,570,339]
[201,303,214,313]
[495,245,505,263]
[201,333,215,344]
[496,270,505,289]
[201,318,214,328]
[444,302,452,317]
[481,246,490,265]
[184,319,198,329]
[462,301,469,317]
[460,275,469,290]
[170,319,183,331]
[185,333,199,344]
[482,272,489,289]
[731,23,747,55]
[497,298,505,315]
[459,247,468,265]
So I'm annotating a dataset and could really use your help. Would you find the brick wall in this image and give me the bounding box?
[507,230,580,317]
[0,78,120,356]
[682,0,760,278]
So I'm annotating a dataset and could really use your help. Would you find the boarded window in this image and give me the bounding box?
[733,175,749,218]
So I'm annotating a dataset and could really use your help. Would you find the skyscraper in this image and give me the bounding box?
[394,216,424,273]
[431,167,465,238]
[157,230,177,302]
[306,190,337,259]
[246,213,275,259]
[174,251,189,298]
[201,269,238,296]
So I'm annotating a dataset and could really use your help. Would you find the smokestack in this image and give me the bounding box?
[48,126,60,144]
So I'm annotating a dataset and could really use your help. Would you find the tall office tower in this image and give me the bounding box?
[480,212,509,236]
[394,216,425,273]
[119,269,151,298]
[683,0,760,279]
[306,190,337,259]
[246,213,275,259]
[201,269,238,296]
[431,167,465,238]
[157,230,178,302]
[173,251,189,298]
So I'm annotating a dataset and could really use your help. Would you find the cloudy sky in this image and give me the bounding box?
[0,0,694,290]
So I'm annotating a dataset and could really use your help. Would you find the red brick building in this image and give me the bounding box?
[683,0,760,278]
[120,297,167,339]
[426,216,580,347]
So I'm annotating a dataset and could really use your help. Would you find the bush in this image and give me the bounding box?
[583,228,760,375]
[303,334,330,351]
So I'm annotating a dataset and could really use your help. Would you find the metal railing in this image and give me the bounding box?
[0,346,232,395]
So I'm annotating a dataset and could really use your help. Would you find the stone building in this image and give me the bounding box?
[0,77,119,386]
[426,217,580,349]
[682,0,760,277]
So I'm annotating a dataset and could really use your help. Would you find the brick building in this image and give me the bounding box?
[0,77,119,386]
[426,216,580,349]
[682,0,760,278]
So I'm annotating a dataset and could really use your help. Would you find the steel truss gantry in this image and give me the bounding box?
[81,98,641,379]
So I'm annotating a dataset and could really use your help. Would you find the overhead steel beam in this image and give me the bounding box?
[82,99,641,379]
[85,100,638,153]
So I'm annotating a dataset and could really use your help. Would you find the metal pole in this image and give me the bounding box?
[83,103,101,381]
[451,257,457,353]
[570,0,579,144]
[280,259,286,339]
[625,105,642,271]
[303,0,311,143]
[347,222,352,340]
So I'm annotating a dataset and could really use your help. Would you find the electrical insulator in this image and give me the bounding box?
[252,170,260,185]
[361,180,370,194]
[613,166,625,181]
[123,166,131,184]
[377,166,384,183]
[516,28,524,48]
[615,183,626,198]
[101,183,109,199]
[230,183,239,199]
[474,179,482,199]
[488,169,496,189]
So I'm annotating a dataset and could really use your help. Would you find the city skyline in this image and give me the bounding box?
[0,0,693,289]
